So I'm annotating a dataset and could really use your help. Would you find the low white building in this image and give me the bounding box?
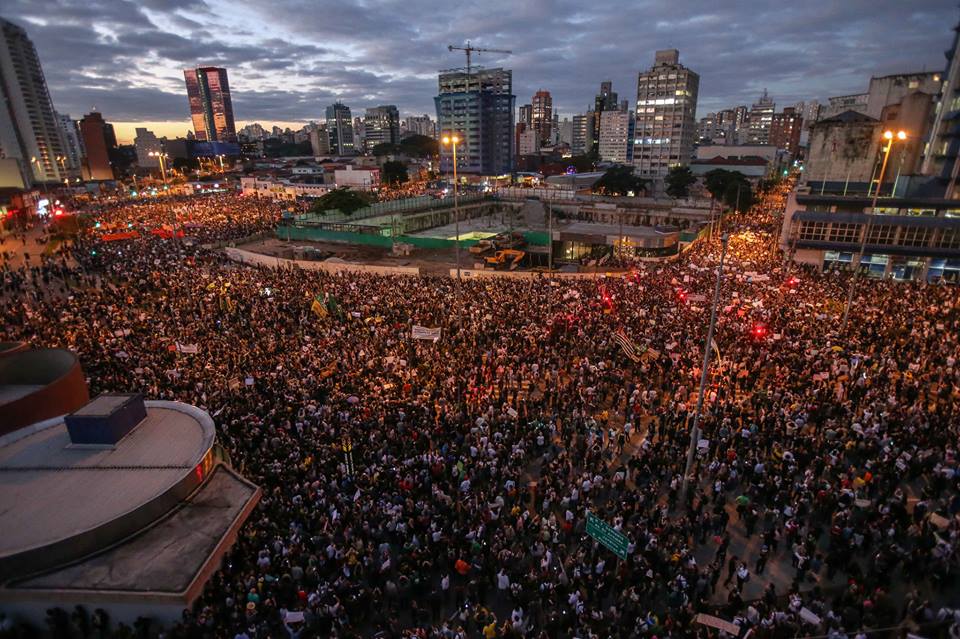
[239,176,332,200]
[334,166,380,189]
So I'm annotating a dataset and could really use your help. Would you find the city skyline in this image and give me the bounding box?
[3,0,957,145]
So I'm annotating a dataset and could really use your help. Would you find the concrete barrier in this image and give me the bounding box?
[223,247,420,276]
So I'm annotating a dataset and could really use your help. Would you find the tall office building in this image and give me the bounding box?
[572,114,590,155]
[55,112,83,178]
[769,107,803,157]
[183,66,237,142]
[364,105,400,148]
[747,90,775,144]
[633,49,699,179]
[78,112,116,181]
[0,18,69,187]
[434,67,515,175]
[531,90,552,145]
[309,125,330,156]
[325,102,355,155]
[598,106,634,163]
[591,81,619,154]
[134,128,164,169]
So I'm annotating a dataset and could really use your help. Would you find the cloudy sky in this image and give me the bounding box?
[5,0,957,143]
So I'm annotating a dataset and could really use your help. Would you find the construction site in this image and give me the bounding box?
[239,191,716,276]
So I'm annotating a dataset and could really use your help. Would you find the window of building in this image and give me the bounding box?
[799,221,826,241]
[866,224,897,245]
[828,223,861,243]
[936,227,960,249]
[899,226,931,247]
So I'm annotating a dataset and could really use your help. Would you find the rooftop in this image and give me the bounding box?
[11,465,258,594]
[0,401,215,575]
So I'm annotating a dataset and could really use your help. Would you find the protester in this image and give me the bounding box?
[1,185,958,639]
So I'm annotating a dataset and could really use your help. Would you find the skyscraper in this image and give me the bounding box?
[364,105,400,148]
[183,66,237,142]
[531,90,552,145]
[598,106,634,164]
[55,112,84,178]
[0,18,69,187]
[325,102,355,155]
[435,67,515,175]
[769,107,803,157]
[518,104,532,126]
[591,81,619,154]
[633,49,699,179]
[572,114,590,155]
[747,90,775,145]
[79,112,116,181]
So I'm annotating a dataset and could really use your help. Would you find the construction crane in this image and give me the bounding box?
[447,41,512,77]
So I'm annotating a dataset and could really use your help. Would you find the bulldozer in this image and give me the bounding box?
[485,249,525,271]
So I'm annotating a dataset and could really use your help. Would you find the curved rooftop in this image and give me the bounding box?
[0,347,89,435]
[0,400,215,580]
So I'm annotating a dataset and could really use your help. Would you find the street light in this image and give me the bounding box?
[148,151,169,185]
[442,134,461,279]
[841,129,907,331]
[683,233,729,498]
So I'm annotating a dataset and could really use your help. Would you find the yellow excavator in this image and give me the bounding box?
[485,249,525,271]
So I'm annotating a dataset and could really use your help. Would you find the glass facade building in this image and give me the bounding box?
[183,67,237,143]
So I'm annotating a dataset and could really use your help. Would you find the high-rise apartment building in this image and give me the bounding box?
[572,114,590,156]
[531,90,552,145]
[633,49,699,179]
[55,112,83,178]
[598,107,634,164]
[364,105,400,148]
[518,104,532,127]
[434,67,515,174]
[134,128,164,169]
[591,81,619,154]
[78,112,116,181]
[353,116,366,151]
[183,66,236,142]
[558,117,574,145]
[325,102,355,155]
[769,107,803,157]
[0,18,69,187]
[404,115,436,138]
[747,90,775,144]
[309,125,331,156]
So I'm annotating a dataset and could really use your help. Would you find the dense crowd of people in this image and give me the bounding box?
[0,188,958,639]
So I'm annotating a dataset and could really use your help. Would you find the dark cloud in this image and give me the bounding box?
[4,0,957,125]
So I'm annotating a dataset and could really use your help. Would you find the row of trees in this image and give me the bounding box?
[665,166,755,211]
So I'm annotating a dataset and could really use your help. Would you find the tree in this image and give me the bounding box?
[371,142,401,157]
[592,166,648,196]
[665,166,697,198]
[723,180,753,211]
[382,161,408,186]
[311,188,370,215]
[399,135,439,158]
[703,168,752,211]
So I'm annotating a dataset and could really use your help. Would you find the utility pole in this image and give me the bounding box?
[683,233,729,497]
[547,201,553,271]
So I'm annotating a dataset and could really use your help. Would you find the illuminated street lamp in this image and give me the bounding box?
[442,134,461,279]
[148,151,169,185]
[841,130,907,332]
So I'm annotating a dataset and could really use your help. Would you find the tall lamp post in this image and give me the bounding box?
[683,233,729,497]
[148,151,169,185]
[841,130,906,332]
[442,134,461,279]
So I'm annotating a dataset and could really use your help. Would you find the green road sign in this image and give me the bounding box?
[586,511,629,560]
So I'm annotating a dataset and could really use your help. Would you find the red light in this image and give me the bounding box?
[752,323,767,339]
[677,289,687,303]
[787,277,799,287]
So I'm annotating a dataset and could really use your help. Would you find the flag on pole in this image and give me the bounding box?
[612,328,641,363]
[311,295,329,319]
